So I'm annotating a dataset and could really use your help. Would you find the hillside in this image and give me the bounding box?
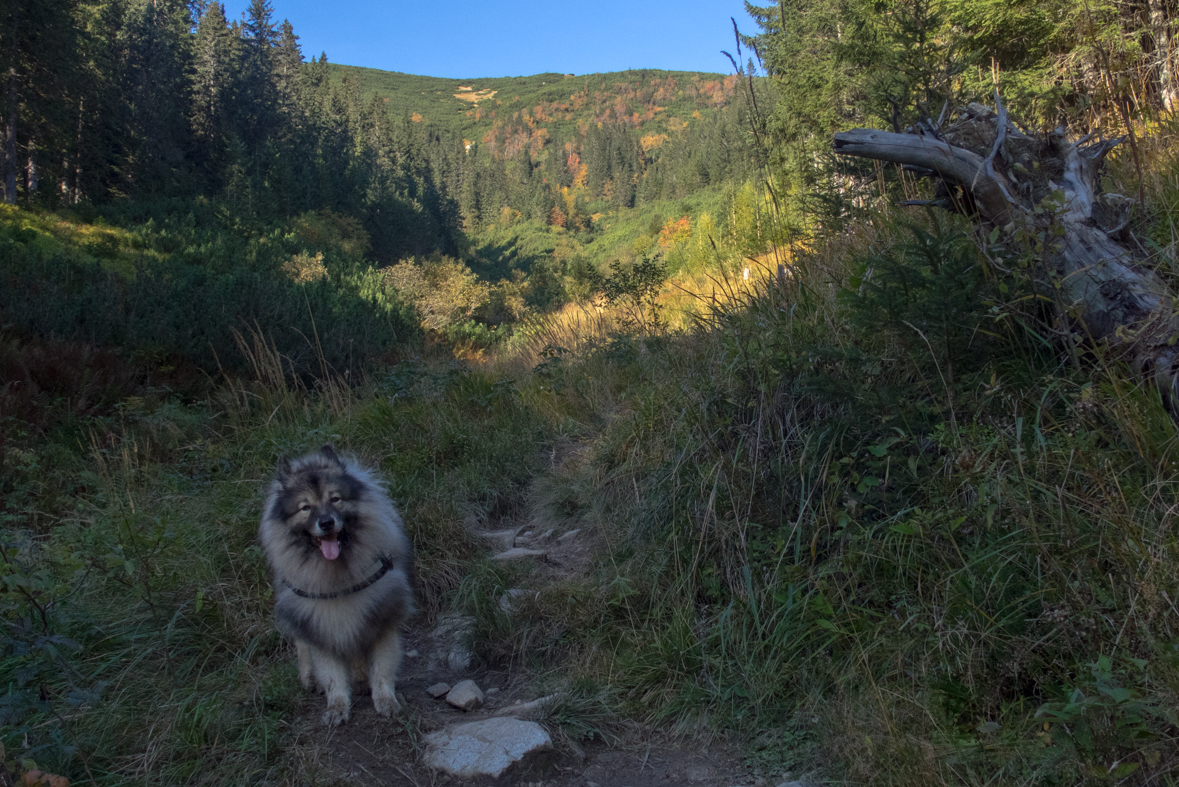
[324,64,741,141]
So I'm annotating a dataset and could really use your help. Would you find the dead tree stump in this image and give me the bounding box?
[833,100,1179,403]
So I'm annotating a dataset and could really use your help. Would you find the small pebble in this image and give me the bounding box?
[557,529,582,542]
[446,679,485,711]
[426,682,451,698]
[404,649,419,658]
[486,687,500,694]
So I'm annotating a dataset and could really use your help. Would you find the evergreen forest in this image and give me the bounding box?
[4,0,1179,783]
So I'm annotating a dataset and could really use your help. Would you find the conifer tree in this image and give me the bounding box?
[235,0,277,159]
[123,0,196,194]
[191,1,237,182]
[273,19,303,116]
[1,0,80,203]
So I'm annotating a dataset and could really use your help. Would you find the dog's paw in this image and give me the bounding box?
[321,700,350,726]
[373,689,401,717]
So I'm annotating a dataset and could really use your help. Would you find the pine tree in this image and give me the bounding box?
[1,0,81,203]
[272,19,302,117]
[3,1,18,203]
[191,1,237,172]
[123,0,196,195]
[235,0,276,156]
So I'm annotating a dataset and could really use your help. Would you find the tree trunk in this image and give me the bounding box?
[73,98,83,203]
[4,3,17,204]
[1150,0,1176,110]
[833,101,1179,403]
[26,137,36,194]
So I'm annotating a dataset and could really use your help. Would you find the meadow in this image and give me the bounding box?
[5,128,1179,781]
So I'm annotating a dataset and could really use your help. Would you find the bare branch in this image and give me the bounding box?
[832,128,1014,223]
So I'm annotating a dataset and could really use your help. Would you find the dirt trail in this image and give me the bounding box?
[292,450,783,787]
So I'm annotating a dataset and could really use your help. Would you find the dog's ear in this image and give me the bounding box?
[321,444,344,467]
[277,456,292,478]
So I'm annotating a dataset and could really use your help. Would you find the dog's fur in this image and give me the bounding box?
[259,445,414,725]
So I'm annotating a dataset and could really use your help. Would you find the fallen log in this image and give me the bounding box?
[833,100,1179,402]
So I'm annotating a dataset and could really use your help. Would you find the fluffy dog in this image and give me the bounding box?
[259,444,414,725]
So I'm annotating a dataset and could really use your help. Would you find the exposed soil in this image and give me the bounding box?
[289,446,781,787]
[295,629,765,786]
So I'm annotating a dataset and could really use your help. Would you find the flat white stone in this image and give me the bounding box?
[423,718,553,778]
[448,647,472,671]
[557,529,582,542]
[432,614,473,636]
[446,679,485,711]
[492,548,547,561]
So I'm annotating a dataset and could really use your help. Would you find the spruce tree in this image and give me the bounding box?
[123,0,196,195]
[273,19,302,117]
[235,0,277,161]
[191,0,237,184]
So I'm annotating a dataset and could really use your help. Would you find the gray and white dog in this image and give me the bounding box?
[259,444,414,725]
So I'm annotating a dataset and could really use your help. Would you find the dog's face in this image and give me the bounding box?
[271,445,364,562]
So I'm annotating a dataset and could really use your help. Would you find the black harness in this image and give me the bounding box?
[284,556,395,600]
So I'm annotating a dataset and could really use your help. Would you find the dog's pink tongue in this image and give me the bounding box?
[319,537,340,560]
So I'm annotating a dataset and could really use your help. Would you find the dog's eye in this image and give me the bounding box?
[298,503,311,512]
[329,495,342,504]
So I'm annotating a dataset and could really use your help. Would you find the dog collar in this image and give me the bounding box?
[284,556,395,600]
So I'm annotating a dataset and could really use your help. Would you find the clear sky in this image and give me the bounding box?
[220,0,760,78]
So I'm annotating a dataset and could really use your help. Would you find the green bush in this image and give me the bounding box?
[0,207,418,380]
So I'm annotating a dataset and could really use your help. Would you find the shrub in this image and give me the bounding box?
[385,256,490,333]
[0,208,418,380]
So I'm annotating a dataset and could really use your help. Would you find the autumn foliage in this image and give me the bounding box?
[658,215,691,248]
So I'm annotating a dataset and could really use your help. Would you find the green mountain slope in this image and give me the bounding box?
[325,63,740,141]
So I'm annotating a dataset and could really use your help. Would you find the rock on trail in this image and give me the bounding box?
[445,679,485,711]
[423,717,555,778]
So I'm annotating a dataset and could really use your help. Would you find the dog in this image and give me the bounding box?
[259,444,414,725]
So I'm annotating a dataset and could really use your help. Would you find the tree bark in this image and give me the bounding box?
[72,98,83,203]
[833,102,1179,403]
[1150,0,1176,110]
[26,137,36,194]
[4,4,18,204]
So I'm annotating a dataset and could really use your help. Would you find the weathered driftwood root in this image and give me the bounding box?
[834,101,1179,403]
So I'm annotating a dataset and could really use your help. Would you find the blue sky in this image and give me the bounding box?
[220,1,760,78]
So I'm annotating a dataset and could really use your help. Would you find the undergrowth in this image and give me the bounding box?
[493,210,1179,785]
[5,159,1179,786]
[1,333,546,783]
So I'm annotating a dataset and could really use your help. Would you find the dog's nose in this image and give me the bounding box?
[317,516,335,531]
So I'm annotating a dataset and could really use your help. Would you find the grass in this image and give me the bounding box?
[6,139,1179,787]
[0,203,419,384]
[1,329,548,782]
[476,207,1179,784]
